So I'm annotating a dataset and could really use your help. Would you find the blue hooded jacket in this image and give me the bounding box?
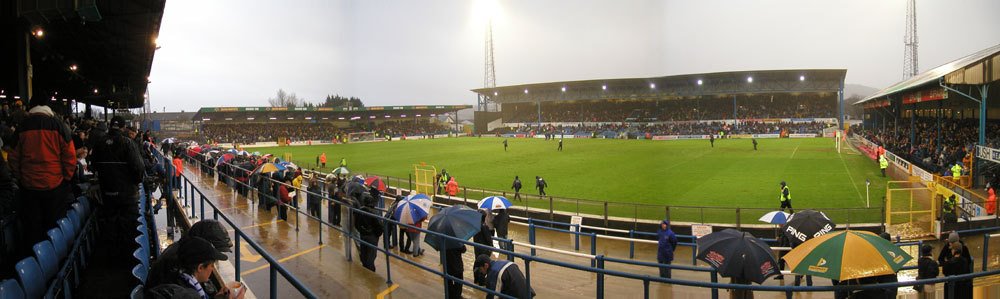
[657,219,678,262]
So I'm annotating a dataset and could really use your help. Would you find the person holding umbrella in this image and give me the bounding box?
[657,219,678,278]
[354,193,383,272]
[696,229,780,299]
[384,195,404,249]
[493,208,511,251]
[473,209,496,260]
[424,205,482,299]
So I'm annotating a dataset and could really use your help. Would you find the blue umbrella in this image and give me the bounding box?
[394,197,431,225]
[227,148,239,154]
[758,211,791,224]
[424,205,482,251]
[477,196,513,210]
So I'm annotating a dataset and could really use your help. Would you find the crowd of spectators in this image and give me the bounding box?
[200,121,452,144]
[491,121,832,138]
[851,118,1000,174]
[501,97,836,123]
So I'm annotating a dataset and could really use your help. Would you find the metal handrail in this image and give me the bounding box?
[185,153,1000,298]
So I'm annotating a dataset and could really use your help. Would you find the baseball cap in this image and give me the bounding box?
[474,254,492,268]
[188,219,233,252]
[178,236,229,266]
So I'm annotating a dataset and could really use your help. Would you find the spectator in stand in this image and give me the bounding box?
[915,244,939,298]
[306,176,322,218]
[656,218,678,278]
[474,254,534,299]
[277,176,292,221]
[146,236,242,299]
[9,95,77,255]
[91,116,146,256]
[147,220,234,298]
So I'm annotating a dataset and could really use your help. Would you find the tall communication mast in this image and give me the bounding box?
[903,0,918,79]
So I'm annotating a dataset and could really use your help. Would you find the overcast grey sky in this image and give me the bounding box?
[148,0,1000,112]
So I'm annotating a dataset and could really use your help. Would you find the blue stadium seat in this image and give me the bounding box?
[131,263,147,284]
[47,228,68,259]
[0,279,25,299]
[71,202,87,223]
[134,247,149,270]
[135,234,149,259]
[129,285,143,299]
[67,210,81,230]
[32,241,58,281]
[57,219,76,245]
[76,196,90,213]
[14,257,44,299]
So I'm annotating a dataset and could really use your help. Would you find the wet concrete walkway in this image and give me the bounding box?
[159,161,1000,298]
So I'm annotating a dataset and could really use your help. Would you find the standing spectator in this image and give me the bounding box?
[354,193,383,272]
[446,177,459,197]
[91,116,146,256]
[384,195,403,249]
[473,209,495,259]
[937,232,972,278]
[327,176,342,226]
[0,139,16,218]
[306,177,322,218]
[535,176,547,196]
[442,244,467,298]
[277,177,291,221]
[986,185,996,215]
[172,154,183,196]
[319,153,327,168]
[656,219,678,278]
[493,209,511,251]
[405,212,424,257]
[941,243,972,299]
[915,244,939,298]
[9,96,77,254]
[474,254,534,299]
[291,171,303,209]
[510,176,522,201]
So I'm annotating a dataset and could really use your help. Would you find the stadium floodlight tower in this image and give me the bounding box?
[477,0,500,112]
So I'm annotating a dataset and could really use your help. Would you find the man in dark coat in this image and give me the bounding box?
[938,232,973,298]
[442,245,466,298]
[941,243,972,299]
[656,219,678,278]
[511,176,522,200]
[147,220,233,297]
[354,193,383,272]
[474,254,535,299]
[535,176,547,196]
[915,244,939,296]
[493,209,511,251]
[473,209,495,259]
[91,116,146,255]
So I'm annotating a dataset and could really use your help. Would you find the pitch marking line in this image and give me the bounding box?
[240,244,327,276]
[790,143,801,159]
[838,153,866,204]
[376,284,400,299]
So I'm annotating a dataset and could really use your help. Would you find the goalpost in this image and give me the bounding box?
[413,163,437,196]
[347,131,377,143]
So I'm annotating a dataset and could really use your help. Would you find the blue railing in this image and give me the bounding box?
[184,155,1000,299]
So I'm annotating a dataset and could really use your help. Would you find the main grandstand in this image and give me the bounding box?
[471,69,847,138]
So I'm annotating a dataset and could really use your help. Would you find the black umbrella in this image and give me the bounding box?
[424,205,482,251]
[696,229,780,284]
[781,210,836,246]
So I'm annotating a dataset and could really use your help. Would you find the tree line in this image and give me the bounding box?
[267,89,365,109]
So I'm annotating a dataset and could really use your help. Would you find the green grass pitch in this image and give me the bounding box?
[251,137,887,224]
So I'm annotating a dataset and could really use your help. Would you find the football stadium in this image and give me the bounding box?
[3,1,1000,298]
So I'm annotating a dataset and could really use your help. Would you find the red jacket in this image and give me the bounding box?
[9,106,76,191]
[172,157,183,177]
[279,184,291,204]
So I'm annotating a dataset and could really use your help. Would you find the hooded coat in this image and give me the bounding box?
[657,219,678,263]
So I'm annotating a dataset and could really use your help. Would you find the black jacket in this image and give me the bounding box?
[91,128,145,198]
[941,254,972,299]
[485,261,534,299]
[493,209,510,238]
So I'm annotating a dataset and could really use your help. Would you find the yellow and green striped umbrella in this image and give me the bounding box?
[782,230,912,281]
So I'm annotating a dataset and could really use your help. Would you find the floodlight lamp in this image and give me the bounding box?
[69,65,78,71]
[602,85,607,90]
[747,77,753,83]
[33,28,44,38]
[561,87,566,92]
[799,75,805,81]
[650,83,656,89]
[524,89,528,94]
[697,79,703,85]
[93,89,98,94]
[494,91,498,96]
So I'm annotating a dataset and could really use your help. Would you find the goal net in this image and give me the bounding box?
[347,132,376,143]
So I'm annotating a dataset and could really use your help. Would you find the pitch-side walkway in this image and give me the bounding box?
[156,161,1000,298]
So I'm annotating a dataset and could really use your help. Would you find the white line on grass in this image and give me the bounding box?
[790,142,801,159]
[838,152,866,205]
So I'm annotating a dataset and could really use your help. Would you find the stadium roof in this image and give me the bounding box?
[471,69,846,104]
[193,105,472,121]
[856,43,1000,105]
[8,0,165,109]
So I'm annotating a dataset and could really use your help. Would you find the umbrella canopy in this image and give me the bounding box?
[252,151,261,156]
[216,153,236,166]
[278,161,298,170]
[237,150,250,156]
[782,210,836,246]
[696,229,780,284]
[403,193,433,211]
[227,149,238,154]
[424,205,482,251]
[341,181,368,203]
[254,163,286,174]
[331,167,350,176]
[478,196,513,210]
[364,176,387,192]
[759,211,791,225]
[782,230,912,281]
[394,195,431,225]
